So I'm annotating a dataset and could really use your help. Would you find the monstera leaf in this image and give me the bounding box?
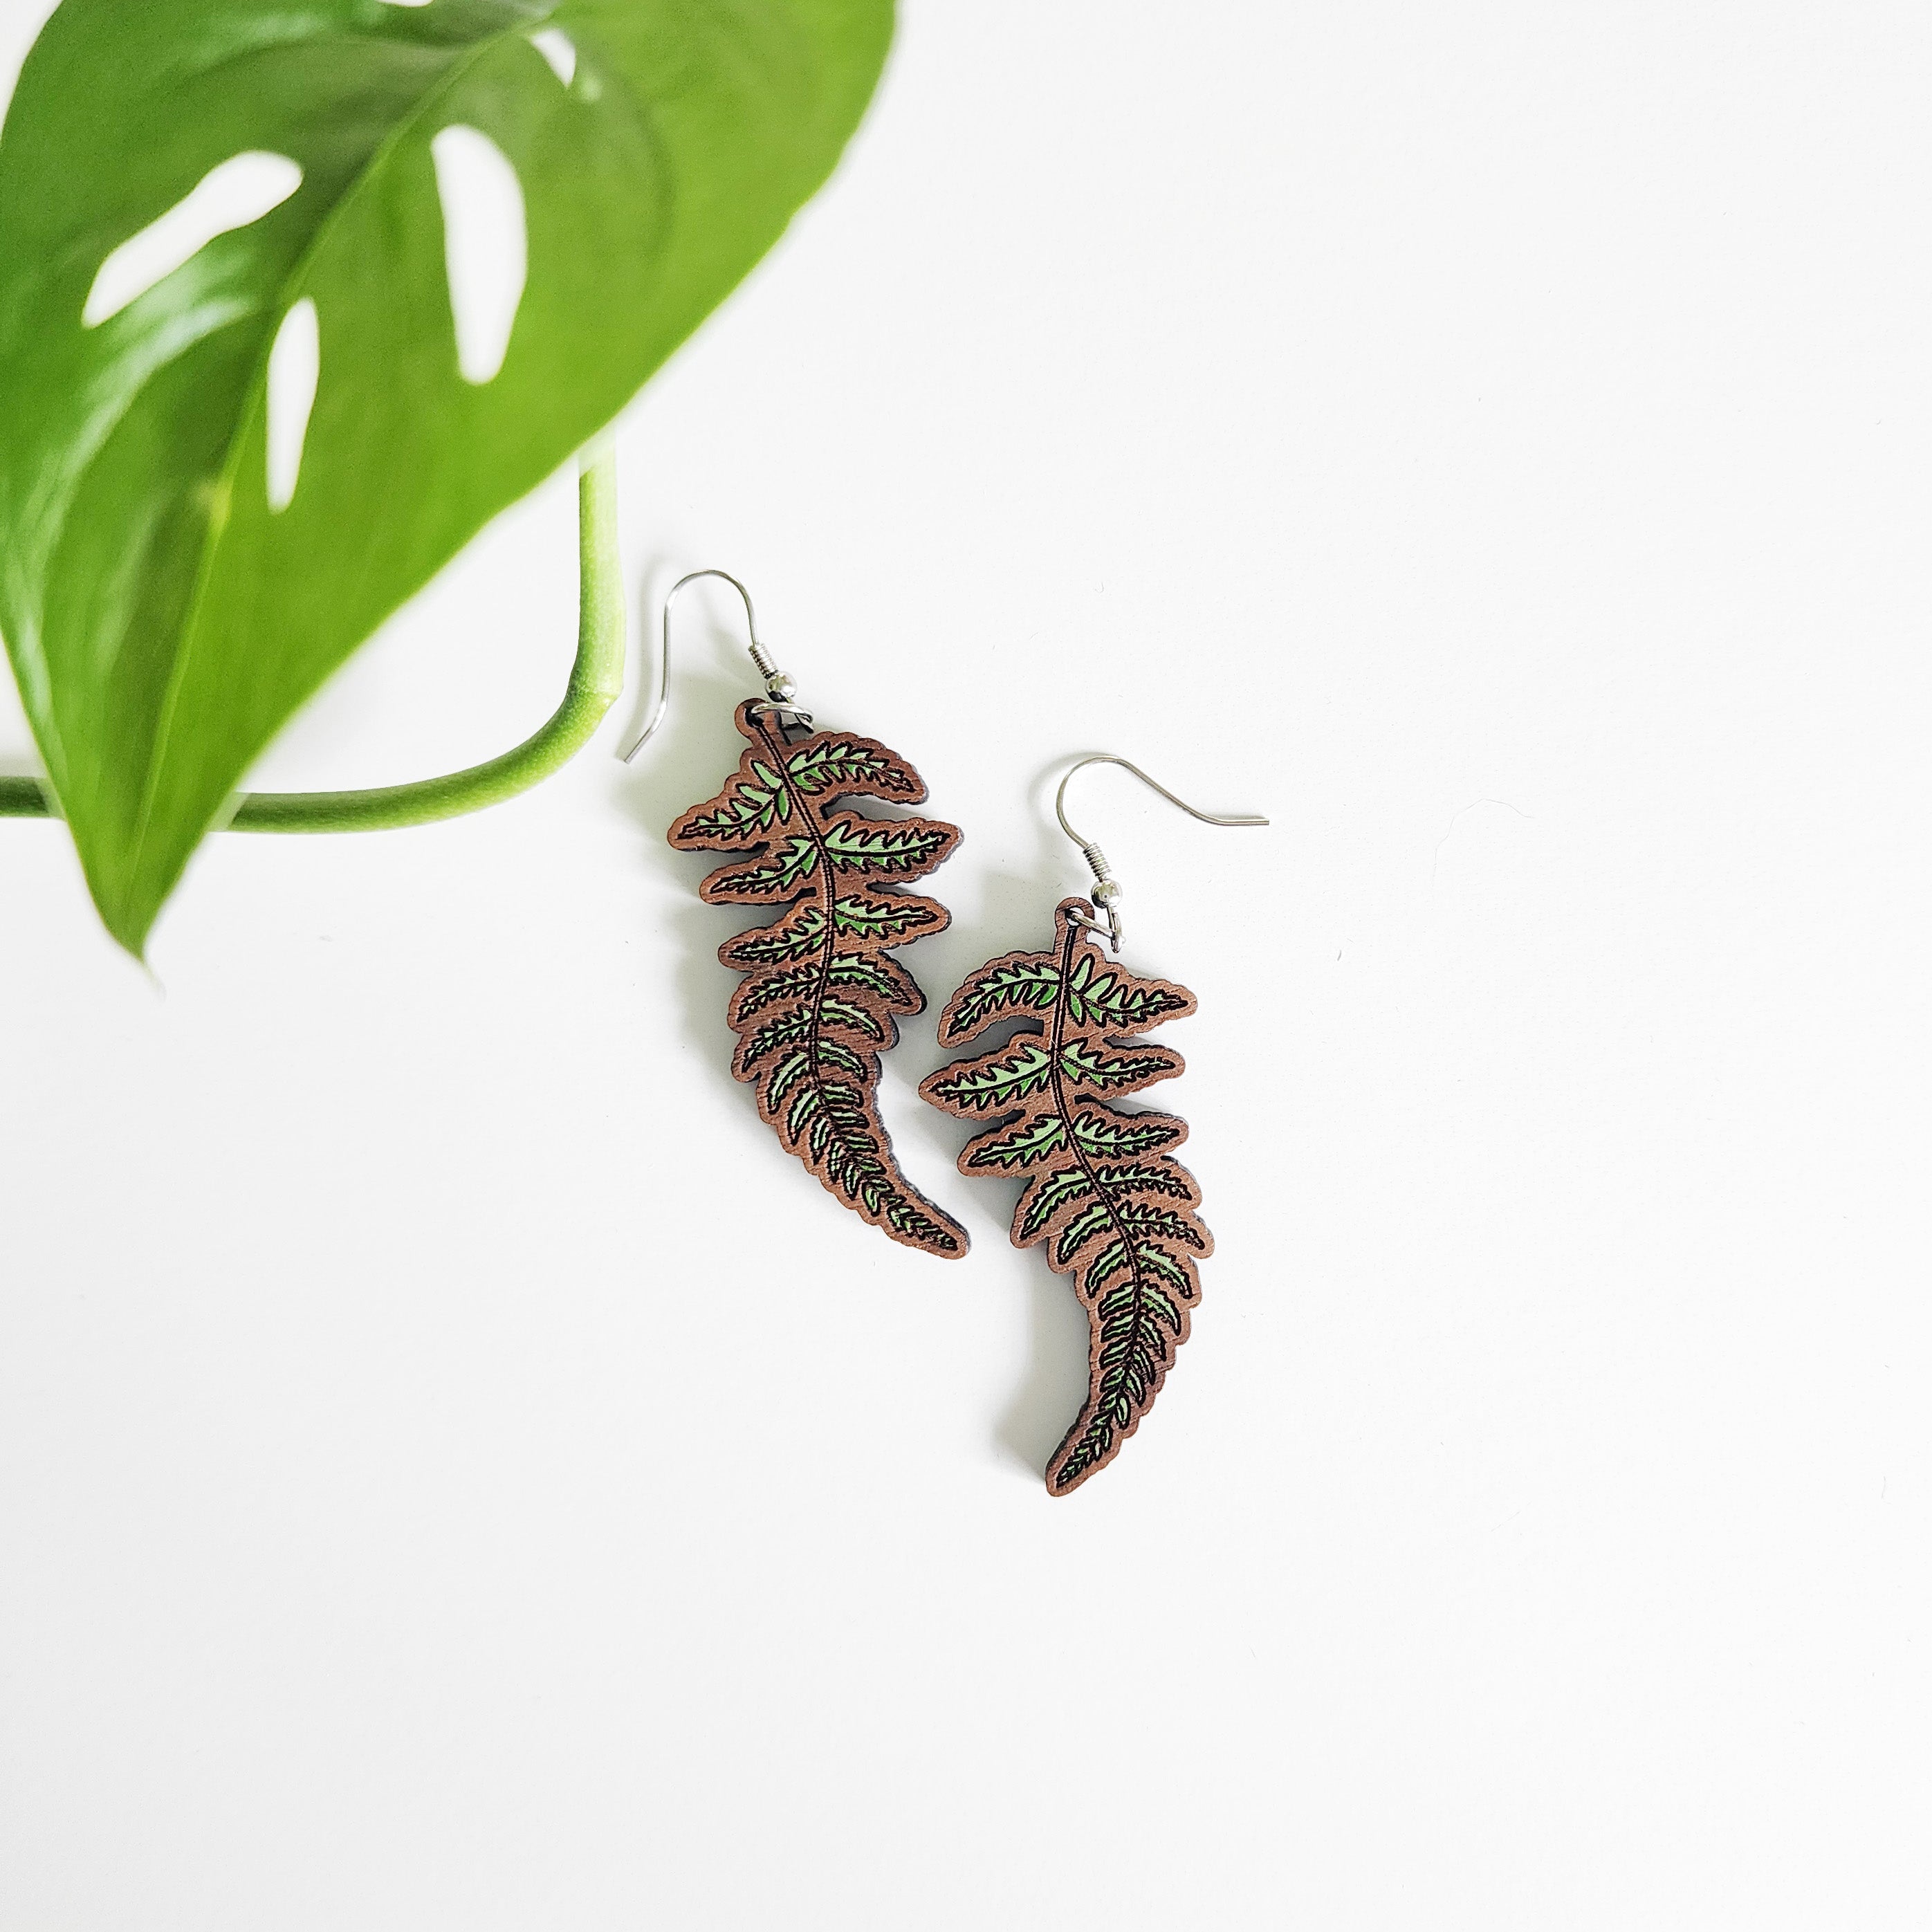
[0,0,892,953]
[921,899,1211,1493]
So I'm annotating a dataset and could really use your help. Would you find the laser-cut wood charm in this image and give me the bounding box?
[920,898,1211,1491]
[670,700,968,1258]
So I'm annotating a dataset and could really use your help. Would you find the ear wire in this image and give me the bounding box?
[1053,754,1269,953]
[622,569,811,762]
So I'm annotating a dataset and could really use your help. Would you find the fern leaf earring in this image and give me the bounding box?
[919,757,1267,1491]
[626,571,968,1259]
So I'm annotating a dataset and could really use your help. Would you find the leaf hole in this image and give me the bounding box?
[430,125,527,386]
[82,152,302,329]
[529,29,578,86]
[266,298,320,513]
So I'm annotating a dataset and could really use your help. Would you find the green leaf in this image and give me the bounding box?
[785,737,918,798]
[942,957,1060,1038]
[676,707,966,1262]
[1053,1199,1116,1267]
[1048,1276,1184,1491]
[1064,950,1193,1030]
[1016,1166,1092,1241]
[826,950,919,1009]
[818,993,885,1042]
[784,1074,822,1140]
[885,1193,958,1249]
[739,1007,813,1068]
[923,1040,1053,1112]
[923,901,1211,1490]
[1115,1204,1206,1250]
[820,813,955,876]
[832,892,941,941]
[1092,1159,1197,1203]
[1069,1110,1184,1158]
[1058,1040,1183,1094]
[815,1038,868,1080]
[766,1046,812,1111]
[706,836,820,900]
[1134,1242,1197,1294]
[729,962,820,1022]
[681,761,794,840]
[724,907,827,965]
[963,1114,1068,1170]
[0,0,892,951]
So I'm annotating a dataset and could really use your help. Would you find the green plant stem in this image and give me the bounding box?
[0,450,626,831]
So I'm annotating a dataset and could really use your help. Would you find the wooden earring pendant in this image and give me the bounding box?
[629,572,968,1260]
[919,757,1267,1491]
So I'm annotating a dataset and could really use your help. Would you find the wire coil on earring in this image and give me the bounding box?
[1054,756,1264,954]
[623,569,813,761]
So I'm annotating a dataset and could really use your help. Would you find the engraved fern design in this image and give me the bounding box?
[670,701,968,1258]
[920,899,1210,1491]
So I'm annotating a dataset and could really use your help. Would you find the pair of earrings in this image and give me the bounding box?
[626,571,1266,1495]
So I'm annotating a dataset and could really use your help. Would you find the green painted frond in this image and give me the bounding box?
[832,893,942,941]
[785,737,921,800]
[820,813,957,876]
[678,761,795,842]
[1069,1110,1186,1159]
[923,1040,1054,1112]
[669,703,966,1257]
[1058,1040,1184,1094]
[703,834,820,901]
[963,1114,1069,1171]
[1015,1166,1092,1240]
[920,898,1213,1492]
[939,957,1061,1042]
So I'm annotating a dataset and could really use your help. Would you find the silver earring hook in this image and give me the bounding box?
[1054,754,1269,953]
[620,568,809,762]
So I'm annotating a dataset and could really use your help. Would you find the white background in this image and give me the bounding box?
[2,2,1929,1926]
